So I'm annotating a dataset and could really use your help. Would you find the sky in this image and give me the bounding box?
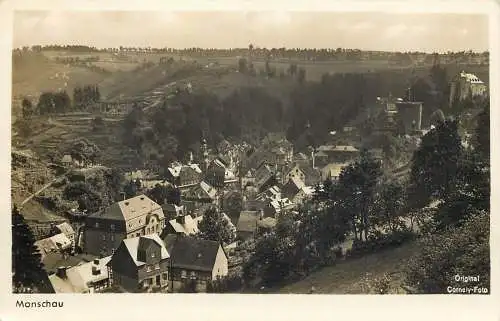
[13,11,489,53]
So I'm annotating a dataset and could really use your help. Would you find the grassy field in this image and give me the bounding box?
[262,241,421,294]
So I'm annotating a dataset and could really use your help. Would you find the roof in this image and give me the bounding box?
[459,71,484,84]
[56,222,75,237]
[121,234,170,267]
[237,211,261,233]
[35,233,72,255]
[322,163,348,178]
[162,234,223,272]
[61,155,72,163]
[199,181,217,199]
[89,195,164,231]
[317,145,359,153]
[49,256,112,293]
[167,215,199,235]
[42,252,85,274]
[270,198,294,212]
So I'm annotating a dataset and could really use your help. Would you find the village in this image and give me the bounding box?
[10,62,488,294]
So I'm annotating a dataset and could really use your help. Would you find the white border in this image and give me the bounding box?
[1,1,499,321]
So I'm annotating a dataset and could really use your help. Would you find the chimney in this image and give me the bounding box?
[56,266,68,279]
[93,259,100,265]
[92,265,101,275]
[176,215,185,225]
[140,196,145,201]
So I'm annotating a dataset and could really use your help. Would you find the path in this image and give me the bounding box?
[19,169,71,208]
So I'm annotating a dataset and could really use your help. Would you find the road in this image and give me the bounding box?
[19,169,71,208]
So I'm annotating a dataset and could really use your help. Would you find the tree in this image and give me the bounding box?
[409,119,463,208]
[405,211,489,294]
[474,101,490,161]
[198,207,236,245]
[68,138,101,165]
[12,206,45,291]
[372,180,407,233]
[22,98,34,118]
[336,149,383,241]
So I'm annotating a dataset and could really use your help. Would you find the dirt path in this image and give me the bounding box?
[19,169,71,208]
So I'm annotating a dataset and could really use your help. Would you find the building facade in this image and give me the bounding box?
[83,195,166,257]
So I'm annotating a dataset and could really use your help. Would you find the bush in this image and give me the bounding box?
[207,275,243,293]
[349,231,416,258]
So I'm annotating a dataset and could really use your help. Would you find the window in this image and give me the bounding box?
[111,234,115,241]
[181,270,187,279]
[147,266,152,272]
[146,227,150,234]
[156,224,159,231]
[102,234,106,241]
[95,222,99,228]
[190,271,196,280]
[162,273,168,280]
[151,252,155,258]
[155,264,160,270]
[110,224,115,231]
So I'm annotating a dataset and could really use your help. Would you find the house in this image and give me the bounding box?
[163,215,200,236]
[40,252,88,275]
[61,154,73,167]
[162,234,229,293]
[281,177,305,200]
[35,233,73,260]
[282,164,306,185]
[183,181,218,205]
[54,222,76,249]
[292,186,315,204]
[320,163,348,182]
[449,71,488,107]
[108,234,170,293]
[254,163,277,193]
[315,145,360,164]
[241,169,256,189]
[255,185,281,202]
[83,195,166,257]
[236,210,263,240]
[264,198,295,217]
[204,159,226,188]
[48,256,112,293]
[166,163,203,188]
[161,203,186,220]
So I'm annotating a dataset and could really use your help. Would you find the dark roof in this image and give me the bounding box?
[42,253,86,274]
[162,234,223,272]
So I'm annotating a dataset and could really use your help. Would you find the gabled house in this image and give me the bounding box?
[255,185,281,202]
[204,159,226,188]
[166,163,203,188]
[49,256,112,293]
[35,233,73,260]
[54,222,76,249]
[108,234,170,293]
[281,177,305,200]
[162,234,229,293]
[254,163,277,193]
[183,181,218,205]
[84,195,166,257]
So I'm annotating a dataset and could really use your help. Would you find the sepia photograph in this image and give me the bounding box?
[7,3,494,303]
